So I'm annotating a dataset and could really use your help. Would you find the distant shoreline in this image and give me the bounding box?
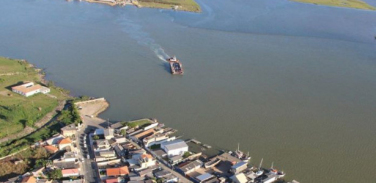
[290,0,376,11]
[74,0,201,13]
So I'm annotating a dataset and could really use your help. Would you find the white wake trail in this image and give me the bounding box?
[117,16,170,62]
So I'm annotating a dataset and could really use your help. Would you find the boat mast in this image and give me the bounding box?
[237,143,240,152]
[259,158,263,170]
[271,162,274,169]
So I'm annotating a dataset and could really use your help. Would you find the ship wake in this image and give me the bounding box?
[117,16,170,62]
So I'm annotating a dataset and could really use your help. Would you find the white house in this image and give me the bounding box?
[161,139,188,157]
[11,82,50,97]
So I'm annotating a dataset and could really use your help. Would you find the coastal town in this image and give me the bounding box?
[1,88,299,183]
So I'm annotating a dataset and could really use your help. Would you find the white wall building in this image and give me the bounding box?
[11,82,50,97]
[161,139,188,157]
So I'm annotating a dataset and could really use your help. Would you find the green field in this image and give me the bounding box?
[137,0,201,12]
[126,118,153,128]
[0,57,69,138]
[291,0,376,10]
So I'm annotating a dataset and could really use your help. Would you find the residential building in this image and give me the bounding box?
[195,173,215,183]
[143,133,170,147]
[104,128,115,140]
[230,161,248,174]
[44,145,58,154]
[106,166,129,177]
[11,82,50,97]
[58,138,72,150]
[169,155,183,165]
[230,173,248,183]
[94,139,111,151]
[161,139,188,157]
[62,168,80,177]
[21,176,37,183]
[131,129,155,142]
[61,124,77,137]
[45,134,64,145]
[63,152,76,162]
[138,154,156,169]
[177,160,203,175]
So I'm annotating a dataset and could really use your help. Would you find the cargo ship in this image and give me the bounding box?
[167,56,184,75]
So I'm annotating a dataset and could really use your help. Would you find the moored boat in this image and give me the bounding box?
[204,157,221,168]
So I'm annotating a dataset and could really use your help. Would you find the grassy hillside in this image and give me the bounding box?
[0,57,68,138]
[137,0,201,12]
[291,0,376,10]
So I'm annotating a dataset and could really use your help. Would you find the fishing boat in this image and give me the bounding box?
[269,162,286,178]
[255,158,264,176]
[167,56,184,75]
[204,157,221,168]
[231,143,251,162]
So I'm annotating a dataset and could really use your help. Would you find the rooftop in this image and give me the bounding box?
[61,168,80,175]
[107,166,129,176]
[21,176,37,183]
[12,82,41,94]
[58,138,72,144]
[162,139,188,151]
[178,160,202,172]
[44,145,58,153]
[61,124,76,131]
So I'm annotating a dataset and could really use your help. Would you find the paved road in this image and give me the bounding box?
[76,124,100,183]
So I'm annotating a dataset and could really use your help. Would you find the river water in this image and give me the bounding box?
[1,0,376,182]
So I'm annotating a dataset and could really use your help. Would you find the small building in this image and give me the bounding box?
[137,168,153,177]
[195,173,215,183]
[177,160,203,175]
[63,152,76,162]
[61,168,80,178]
[169,155,183,165]
[99,150,116,158]
[11,82,50,97]
[230,161,248,174]
[106,178,121,183]
[21,176,37,183]
[61,168,80,177]
[58,138,72,150]
[61,124,77,137]
[94,139,111,151]
[131,129,155,142]
[106,166,129,177]
[104,128,115,140]
[230,173,248,183]
[44,145,58,154]
[161,139,188,157]
[143,133,169,147]
[45,134,64,145]
[95,129,104,135]
[138,153,156,169]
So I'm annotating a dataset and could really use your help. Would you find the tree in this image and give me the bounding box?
[93,135,99,140]
[47,169,62,180]
[120,129,126,136]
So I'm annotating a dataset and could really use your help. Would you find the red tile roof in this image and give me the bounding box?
[106,166,129,177]
[21,176,37,183]
[58,138,72,144]
[62,168,80,175]
[44,145,58,153]
[106,178,119,183]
